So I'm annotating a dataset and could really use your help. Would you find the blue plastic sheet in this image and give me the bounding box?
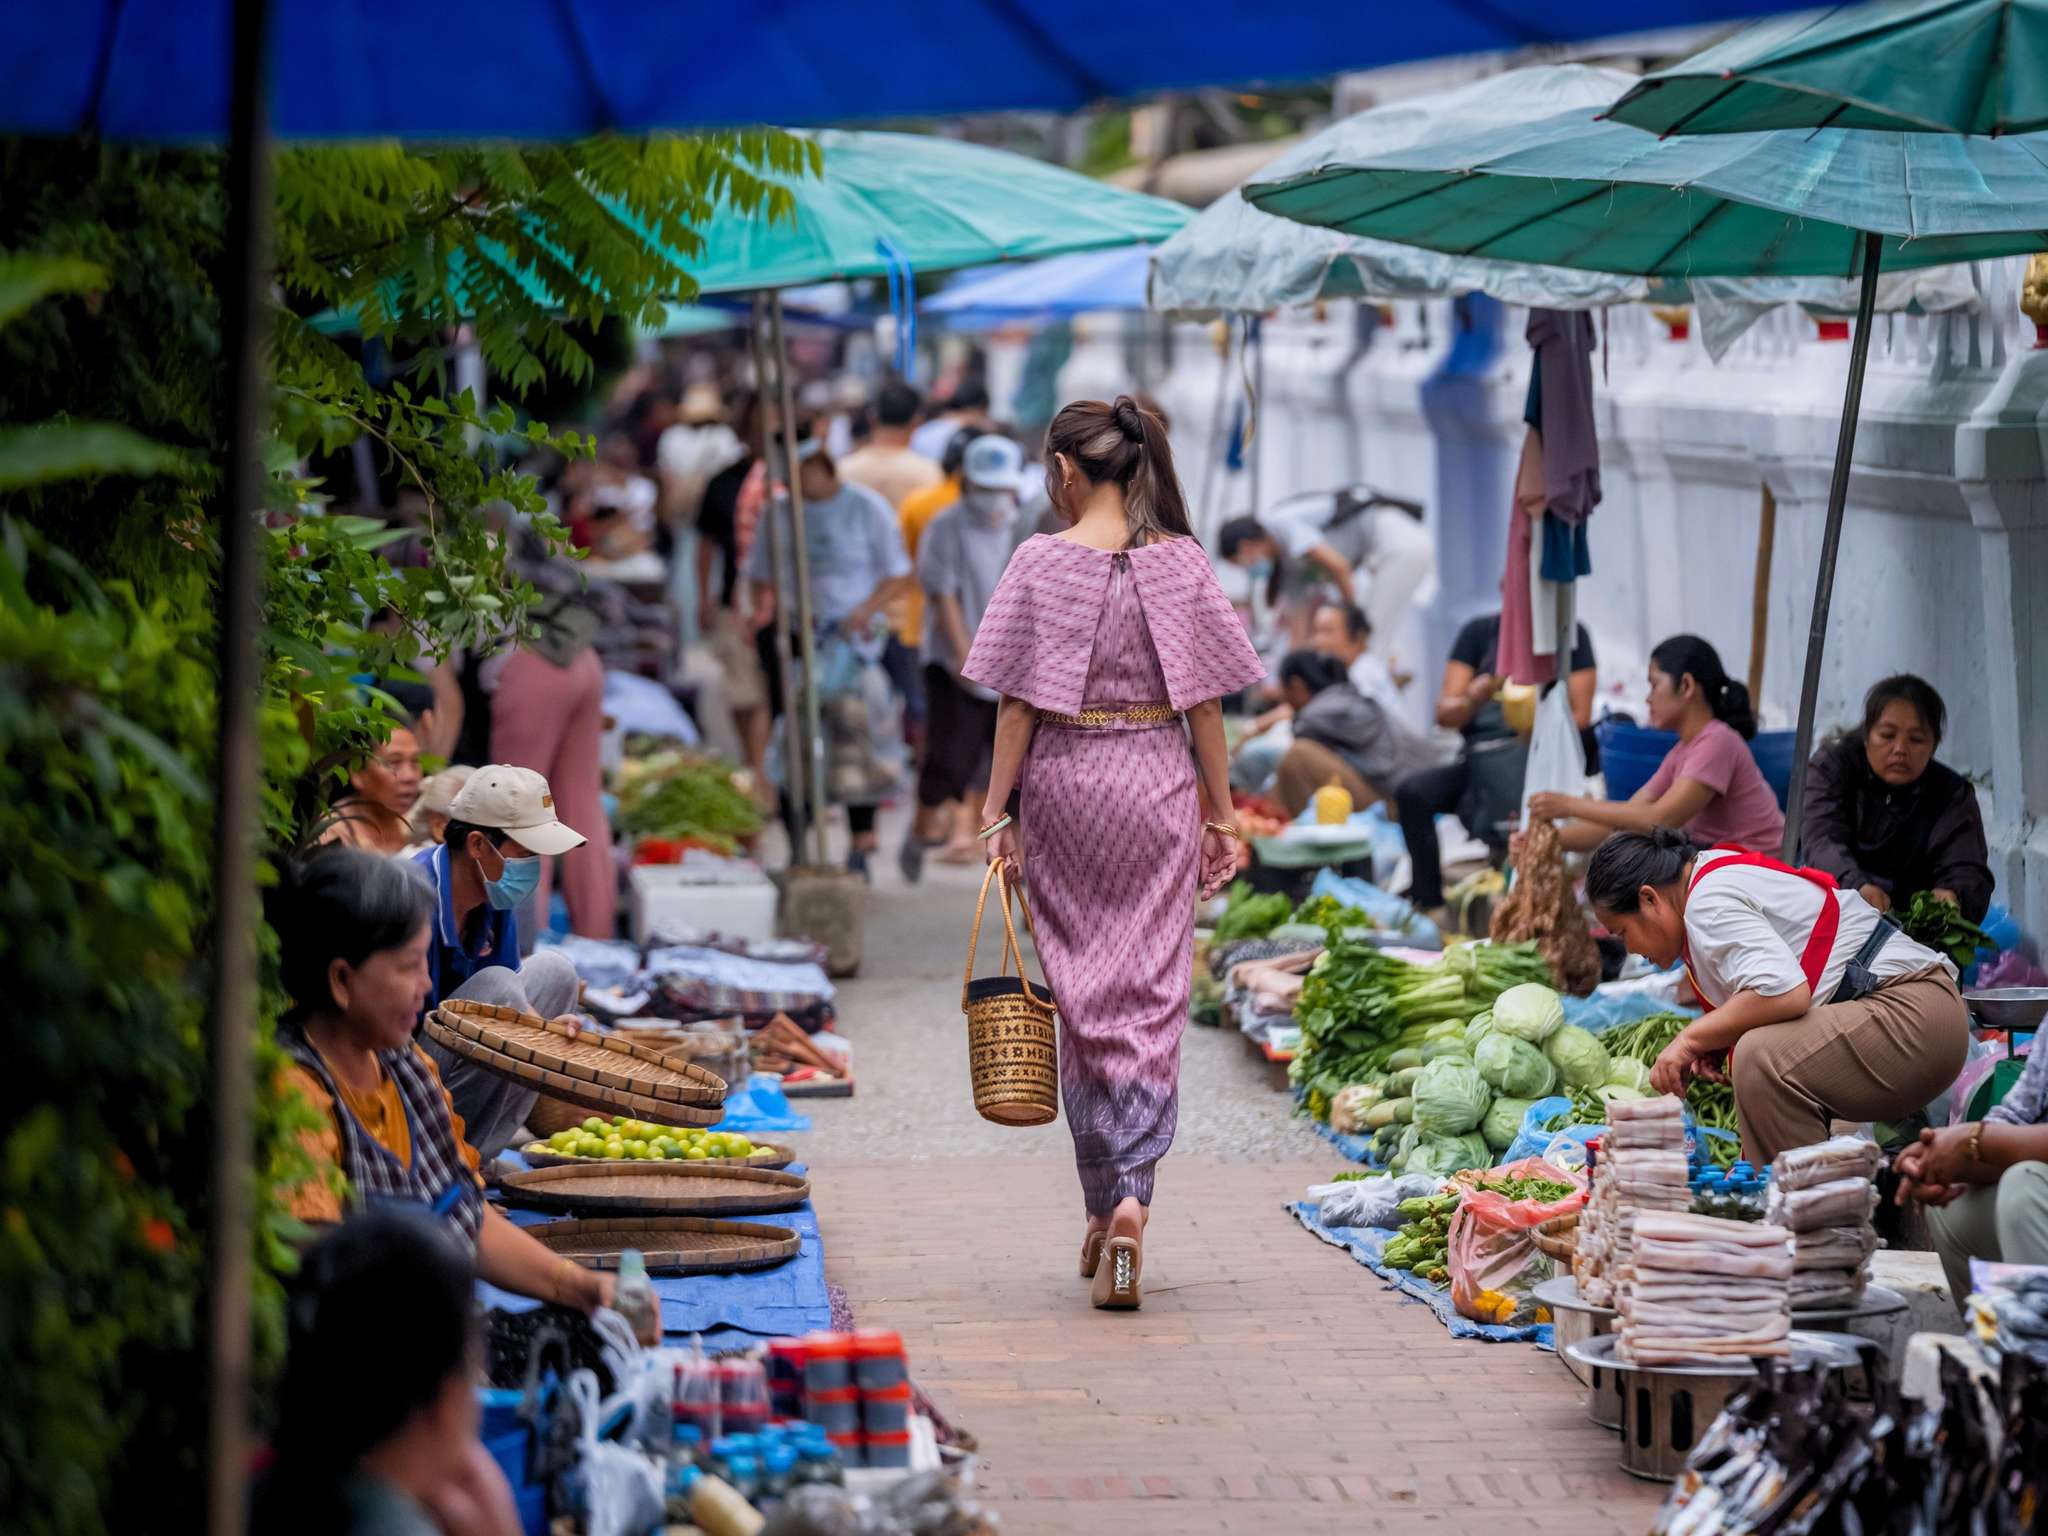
[1308,867,1442,949]
[712,1076,812,1135]
[485,1166,829,1345]
[1562,986,1696,1035]
[1290,1201,1553,1345]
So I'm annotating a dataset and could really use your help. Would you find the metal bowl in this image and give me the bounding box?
[1964,988,2048,1032]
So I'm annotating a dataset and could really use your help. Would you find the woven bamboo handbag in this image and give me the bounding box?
[961,857,1059,1127]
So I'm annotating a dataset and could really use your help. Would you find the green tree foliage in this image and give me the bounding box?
[0,128,809,1535]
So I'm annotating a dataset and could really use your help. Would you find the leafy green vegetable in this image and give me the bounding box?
[1293,893,1374,944]
[1482,1095,1536,1152]
[615,752,762,851]
[1492,982,1565,1043]
[1900,890,1991,969]
[1604,1057,1653,1094]
[1406,1132,1493,1178]
[1213,881,1292,942]
[1412,1057,1492,1136]
[1464,1010,1495,1052]
[1543,1022,1612,1090]
[1474,1032,1558,1098]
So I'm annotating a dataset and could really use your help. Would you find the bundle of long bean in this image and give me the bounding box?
[1601,1012,1740,1168]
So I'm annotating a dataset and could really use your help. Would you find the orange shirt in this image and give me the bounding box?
[892,475,962,646]
[282,1043,483,1225]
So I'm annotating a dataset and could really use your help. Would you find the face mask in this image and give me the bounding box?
[1250,559,1275,582]
[483,846,542,911]
[962,487,1015,526]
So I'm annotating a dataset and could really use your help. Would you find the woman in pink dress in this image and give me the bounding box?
[964,397,1266,1309]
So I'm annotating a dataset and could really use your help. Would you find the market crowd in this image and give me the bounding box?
[268,327,2043,1526]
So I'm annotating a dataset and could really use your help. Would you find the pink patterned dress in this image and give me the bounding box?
[964,535,1266,1213]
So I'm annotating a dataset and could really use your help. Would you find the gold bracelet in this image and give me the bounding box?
[1203,820,1243,841]
[1968,1120,1988,1171]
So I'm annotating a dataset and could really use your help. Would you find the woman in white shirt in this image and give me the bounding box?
[1586,828,1968,1164]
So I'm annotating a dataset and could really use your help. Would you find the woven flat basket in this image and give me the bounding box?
[496,1162,809,1217]
[961,859,1058,1128]
[1532,1211,1580,1262]
[520,1141,795,1172]
[423,999,725,1125]
[529,1216,799,1275]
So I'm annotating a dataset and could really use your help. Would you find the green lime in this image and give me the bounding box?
[581,1117,606,1134]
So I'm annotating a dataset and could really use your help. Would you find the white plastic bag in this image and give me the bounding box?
[565,1368,666,1536]
[1519,680,1587,823]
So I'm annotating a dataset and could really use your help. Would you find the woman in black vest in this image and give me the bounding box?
[1800,675,1993,922]
[273,849,611,1312]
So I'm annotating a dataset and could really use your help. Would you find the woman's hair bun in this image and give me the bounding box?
[1111,395,1144,440]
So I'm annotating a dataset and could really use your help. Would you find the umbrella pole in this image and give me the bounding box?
[770,292,831,869]
[206,1,272,1534]
[748,296,808,865]
[1250,314,1266,517]
[1781,232,1883,860]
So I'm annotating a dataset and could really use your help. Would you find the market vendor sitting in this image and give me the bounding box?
[276,850,611,1313]
[1800,674,1993,923]
[412,764,587,1158]
[1586,828,1967,1166]
[1529,635,1782,856]
[1267,650,1439,819]
[1896,1044,2048,1308]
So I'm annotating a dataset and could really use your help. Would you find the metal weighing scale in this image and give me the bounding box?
[1564,1331,1871,1481]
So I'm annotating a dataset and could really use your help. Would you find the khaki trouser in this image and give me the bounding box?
[1730,969,1968,1165]
[1272,739,1381,820]
[1927,1161,2048,1312]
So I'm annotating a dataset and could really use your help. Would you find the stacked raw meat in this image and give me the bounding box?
[1619,1211,1794,1365]
[1574,1095,1693,1306]
[1765,1135,1882,1312]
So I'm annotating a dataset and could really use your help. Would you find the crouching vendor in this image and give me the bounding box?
[1897,1046,2048,1308]
[275,849,612,1313]
[1586,829,1968,1165]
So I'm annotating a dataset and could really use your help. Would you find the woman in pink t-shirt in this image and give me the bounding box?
[1529,635,1785,854]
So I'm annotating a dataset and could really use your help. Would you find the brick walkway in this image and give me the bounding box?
[813,1154,1662,1535]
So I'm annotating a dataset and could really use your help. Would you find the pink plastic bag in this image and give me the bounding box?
[1449,1156,1589,1327]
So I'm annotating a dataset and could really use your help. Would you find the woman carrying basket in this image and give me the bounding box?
[964,397,1266,1309]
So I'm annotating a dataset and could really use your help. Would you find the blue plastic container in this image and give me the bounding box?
[1596,720,1796,810]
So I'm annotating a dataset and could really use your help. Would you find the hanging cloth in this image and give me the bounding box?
[1525,309,1602,524]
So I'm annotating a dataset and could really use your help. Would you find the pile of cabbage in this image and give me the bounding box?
[1328,981,1652,1177]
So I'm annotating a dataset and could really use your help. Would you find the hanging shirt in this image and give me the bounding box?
[1684,851,1953,1006]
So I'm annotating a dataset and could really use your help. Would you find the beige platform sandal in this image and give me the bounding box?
[1090,1224,1143,1310]
[1080,1229,1107,1279]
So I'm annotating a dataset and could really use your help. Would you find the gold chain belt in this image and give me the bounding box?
[1036,702,1179,729]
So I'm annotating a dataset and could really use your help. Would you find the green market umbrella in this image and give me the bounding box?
[1150,65,1656,316]
[1606,0,2048,138]
[1246,108,2048,856]
[677,128,1191,296]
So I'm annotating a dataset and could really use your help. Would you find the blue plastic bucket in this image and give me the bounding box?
[1594,720,1676,802]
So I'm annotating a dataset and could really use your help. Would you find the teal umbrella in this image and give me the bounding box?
[1241,111,2048,276]
[677,129,1191,295]
[1606,0,2048,138]
[1150,64,1659,316]
[1246,108,2048,856]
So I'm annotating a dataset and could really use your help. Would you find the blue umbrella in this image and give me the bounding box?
[924,245,1153,327]
[14,1,1817,138]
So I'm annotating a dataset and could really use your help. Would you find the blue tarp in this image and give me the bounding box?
[483,1164,830,1346]
[924,246,1151,327]
[1290,1200,1553,1346]
[14,3,1811,141]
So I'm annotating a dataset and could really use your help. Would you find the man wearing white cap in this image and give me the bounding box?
[411,764,589,1157]
[901,433,1026,879]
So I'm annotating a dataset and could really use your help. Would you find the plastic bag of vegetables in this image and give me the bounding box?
[1473,1032,1557,1099]
[1543,1022,1612,1091]
[1447,1156,1587,1328]
[1411,1057,1493,1136]
[1405,1132,1493,1179]
[1481,1095,1536,1153]
[1491,983,1564,1044]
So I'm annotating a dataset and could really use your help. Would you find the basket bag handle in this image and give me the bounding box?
[961,857,1047,1012]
